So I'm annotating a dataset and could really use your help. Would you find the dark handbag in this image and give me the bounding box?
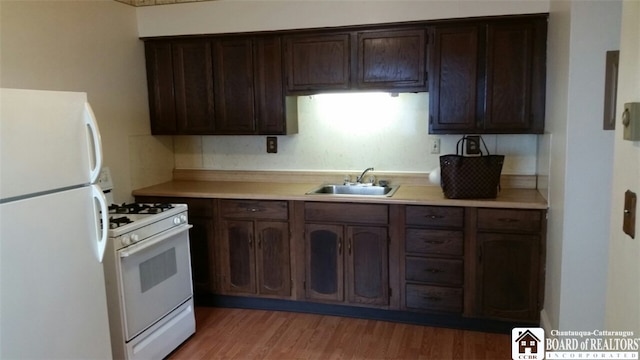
[439,136,505,199]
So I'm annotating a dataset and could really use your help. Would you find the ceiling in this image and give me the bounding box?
[115,0,211,6]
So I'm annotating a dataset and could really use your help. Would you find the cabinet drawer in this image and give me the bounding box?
[477,208,543,233]
[220,200,288,220]
[405,284,462,313]
[179,198,214,218]
[406,206,463,228]
[405,229,463,256]
[135,196,213,218]
[305,202,388,224]
[405,257,463,285]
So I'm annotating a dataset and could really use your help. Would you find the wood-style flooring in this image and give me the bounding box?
[167,307,511,359]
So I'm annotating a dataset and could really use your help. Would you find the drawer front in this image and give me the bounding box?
[405,257,463,285]
[405,284,462,313]
[180,198,214,218]
[477,208,543,233]
[220,200,288,220]
[405,229,463,256]
[406,206,463,228]
[305,202,388,224]
[135,196,213,218]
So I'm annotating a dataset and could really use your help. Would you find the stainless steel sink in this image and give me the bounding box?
[306,184,400,197]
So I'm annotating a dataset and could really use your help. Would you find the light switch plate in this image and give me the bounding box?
[623,190,636,239]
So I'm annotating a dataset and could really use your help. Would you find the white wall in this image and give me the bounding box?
[175,93,539,175]
[541,0,621,331]
[606,0,640,334]
[137,0,549,37]
[0,0,173,203]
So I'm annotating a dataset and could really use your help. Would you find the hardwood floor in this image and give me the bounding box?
[168,307,511,359]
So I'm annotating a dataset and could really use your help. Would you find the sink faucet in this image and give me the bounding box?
[356,167,374,184]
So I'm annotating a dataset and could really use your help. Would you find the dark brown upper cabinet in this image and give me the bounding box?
[284,33,352,92]
[428,15,547,134]
[357,29,427,90]
[144,36,296,135]
[145,39,216,135]
[284,27,427,94]
[213,35,295,135]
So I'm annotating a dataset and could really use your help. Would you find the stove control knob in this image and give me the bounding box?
[130,233,140,243]
[173,217,181,225]
[180,214,188,223]
[121,235,131,246]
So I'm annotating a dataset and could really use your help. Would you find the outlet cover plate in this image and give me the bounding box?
[466,136,481,155]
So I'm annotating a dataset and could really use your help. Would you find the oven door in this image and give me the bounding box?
[117,224,193,341]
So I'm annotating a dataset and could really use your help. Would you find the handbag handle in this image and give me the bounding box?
[456,136,491,156]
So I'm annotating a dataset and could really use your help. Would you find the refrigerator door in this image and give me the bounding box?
[0,186,112,359]
[0,88,103,200]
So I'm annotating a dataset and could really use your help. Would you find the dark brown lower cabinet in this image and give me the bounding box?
[219,200,291,298]
[476,233,541,321]
[473,208,545,322]
[402,205,465,314]
[305,221,389,307]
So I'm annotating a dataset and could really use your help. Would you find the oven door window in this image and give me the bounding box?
[118,226,193,341]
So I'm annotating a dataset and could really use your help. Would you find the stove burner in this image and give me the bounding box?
[108,216,133,229]
[109,203,174,215]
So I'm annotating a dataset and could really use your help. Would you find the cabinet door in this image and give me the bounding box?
[144,41,177,134]
[188,217,214,295]
[305,224,344,302]
[357,29,427,91]
[222,220,256,294]
[172,40,216,134]
[255,36,286,134]
[484,21,532,132]
[285,33,351,92]
[256,221,291,297]
[477,233,540,321]
[346,226,389,305]
[429,25,479,133]
[213,38,256,134]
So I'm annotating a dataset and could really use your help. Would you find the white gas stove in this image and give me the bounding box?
[98,168,195,360]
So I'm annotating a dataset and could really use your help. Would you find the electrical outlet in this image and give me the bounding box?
[430,138,441,154]
[466,136,481,155]
[266,136,277,153]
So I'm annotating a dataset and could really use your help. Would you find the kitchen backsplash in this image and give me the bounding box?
[170,93,538,175]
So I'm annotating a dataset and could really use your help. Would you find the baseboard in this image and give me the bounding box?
[195,294,538,334]
[540,308,552,332]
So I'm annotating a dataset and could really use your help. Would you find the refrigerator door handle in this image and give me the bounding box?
[92,184,108,262]
[84,102,103,184]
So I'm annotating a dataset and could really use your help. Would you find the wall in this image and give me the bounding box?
[541,0,621,331]
[0,0,172,203]
[175,93,538,176]
[136,0,549,37]
[606,0,640,334]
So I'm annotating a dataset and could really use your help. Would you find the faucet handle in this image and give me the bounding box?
[343,175,352,185]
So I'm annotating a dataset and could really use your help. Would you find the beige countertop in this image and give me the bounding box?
[132,180,548,210]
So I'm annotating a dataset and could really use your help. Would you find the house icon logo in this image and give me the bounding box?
[512,327,545,359]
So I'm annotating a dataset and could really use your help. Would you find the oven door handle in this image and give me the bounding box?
[119,224,193,258]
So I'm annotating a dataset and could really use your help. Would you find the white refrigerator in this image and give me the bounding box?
[0,88,113,359]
